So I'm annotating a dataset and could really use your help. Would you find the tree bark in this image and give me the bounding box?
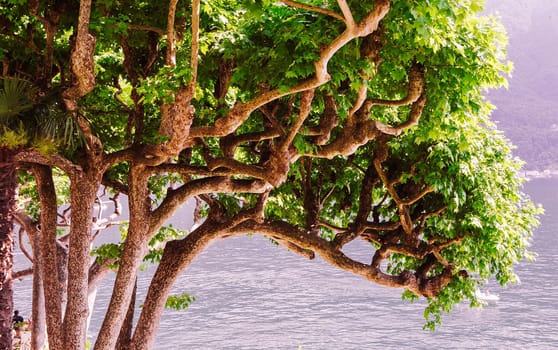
[115,279,136,350]
[33,165,63,350]
[130,223,220,350]
[0,148,16,350]
[62,176,98,350]
[94,165,151,350]
[30,227,46,350]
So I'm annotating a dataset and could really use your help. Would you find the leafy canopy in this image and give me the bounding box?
[2,0,540,332]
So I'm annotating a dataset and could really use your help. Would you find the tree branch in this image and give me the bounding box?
[165,0,179,66]
[16,151,82,178]
[244,219,455,298]
[271,237,315,259]
[205,156,268,180]
[280,89,315,153]
[370,63,425,107]
[18,227,34,263]
[149,177,271,233]
[127,24,165,35]
[61,0,96,110]
[189,0,390,139]
[280,0,345,22]
[13,268,33,280]
[374,92,427,137]
[188,0,200,97]
[303,95,338,145]
[336,0,356,27]
[221,129,282,158]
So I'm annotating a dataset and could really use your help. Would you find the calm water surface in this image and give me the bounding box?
[14,178,558,349]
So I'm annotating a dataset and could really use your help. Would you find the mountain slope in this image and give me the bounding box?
[485,0,558,170]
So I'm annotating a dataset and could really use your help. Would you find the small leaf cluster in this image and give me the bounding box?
[144,225,188,264]
[165,293,196,311]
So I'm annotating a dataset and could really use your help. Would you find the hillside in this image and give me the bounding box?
[485,0,558,170]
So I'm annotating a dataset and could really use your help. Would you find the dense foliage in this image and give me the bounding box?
[1,0,540,349]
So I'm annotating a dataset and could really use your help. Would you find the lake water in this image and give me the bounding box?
[13,178,558,349]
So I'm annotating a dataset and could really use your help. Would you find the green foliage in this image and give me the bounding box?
[422,275,476,331]
[39,112,85,152]
[165,293,196,311]
[0,77,33,117]
[2,0,541,334]
[0,124,27,148]
[0,76,81,153]
[17,167,71,220]
[92,243,123,270]
[137,65,193,105]
[144,225,188,264]
[228,5,331,95]
[92,223,189,268]
[148,174,185,205]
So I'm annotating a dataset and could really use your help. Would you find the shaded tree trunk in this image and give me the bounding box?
[0,148,16,350]
[14,210,47,350]
[30,232,46,350]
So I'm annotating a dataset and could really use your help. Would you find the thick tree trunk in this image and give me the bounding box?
[62,177,98,350]
[33,165,64,350]
[131,224,220,350]
[0,148,16,350]
[93,241,147,350]
[115,279,136,350]
[94,166,151,350]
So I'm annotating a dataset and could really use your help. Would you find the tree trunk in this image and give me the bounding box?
[115,278,136,350]
[57,242,69,317]
[131,224,220,350]
[62,176,98,350]
[94,165,151,350]
[0,148,16,350]
[33,165,63,350]
[30,231,46,350]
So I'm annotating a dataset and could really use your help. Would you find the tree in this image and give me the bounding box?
[1,1,540,349]
[0,78,27,350]
[0,76,66,349]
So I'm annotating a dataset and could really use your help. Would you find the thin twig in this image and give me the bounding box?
[18,227,33,263]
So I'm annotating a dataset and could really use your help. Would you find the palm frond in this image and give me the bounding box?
[0,77,85,151]
[39,111,85,151]
[0,77,34,120]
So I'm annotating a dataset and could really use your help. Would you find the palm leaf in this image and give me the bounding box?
[39,111,85,151]
[0,77,85,151]
[0,77,34,120]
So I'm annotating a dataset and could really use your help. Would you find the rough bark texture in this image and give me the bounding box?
[0,148,16,350]
[62,176,98,350]
[61,0,96,110]
[131,223,222,349]
[93,165,151,350]
[32,165,63,350]
[30,226,46,350]
[115,279,136,350]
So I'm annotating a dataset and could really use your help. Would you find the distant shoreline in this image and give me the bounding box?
[523,170,558,180]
